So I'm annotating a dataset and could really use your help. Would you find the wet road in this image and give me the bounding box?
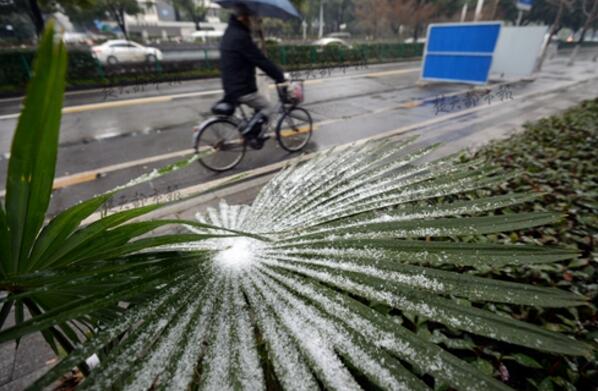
[0,51,597,216]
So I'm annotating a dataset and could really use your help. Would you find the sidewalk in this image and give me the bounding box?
[1,54,597,391]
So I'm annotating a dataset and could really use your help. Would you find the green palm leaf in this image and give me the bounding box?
[4,22,66,273]
[28,138,592,391]
[0,24,224,358]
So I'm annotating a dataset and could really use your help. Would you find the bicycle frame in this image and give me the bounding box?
[193,82,304,152]
[229,97,290,136]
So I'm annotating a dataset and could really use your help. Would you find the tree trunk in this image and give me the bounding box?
[490,0,500,19]
[568,0,598,65]
[116,8,128,38]
[318,0,324,38]
[28,0,44,36]
[535,0,565,72]
[412,22,420,41]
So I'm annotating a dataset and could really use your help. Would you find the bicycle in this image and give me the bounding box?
[192,80,313,172]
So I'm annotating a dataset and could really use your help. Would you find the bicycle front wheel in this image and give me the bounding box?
[194,118,246,172]
[276,107,313,152]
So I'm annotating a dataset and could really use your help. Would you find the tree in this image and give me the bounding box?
[527,0,584,30]
[24,0,45,36]
[10,0,95,37]
[408,0,438,40]
[568,0,598,63]
[387,0,415,35]
[0,11,36,42]
[93,0,144,38]
[168,0,206,30]
[355,0,391,38]
[535,0,575,71]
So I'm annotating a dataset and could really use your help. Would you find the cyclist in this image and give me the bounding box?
[219,4,286,147]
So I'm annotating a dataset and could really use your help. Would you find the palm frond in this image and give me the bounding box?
[0,24,219,357]
[29,138,592,391]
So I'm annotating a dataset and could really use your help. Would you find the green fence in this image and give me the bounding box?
[0,42,424,93]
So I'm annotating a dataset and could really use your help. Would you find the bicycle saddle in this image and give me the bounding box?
[211,100,235,116]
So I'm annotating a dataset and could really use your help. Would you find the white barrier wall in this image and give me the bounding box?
[490,25,548,78]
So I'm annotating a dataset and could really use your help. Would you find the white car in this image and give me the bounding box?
[91,40,163,64]
[312,37,352,49]
[403,37,426,44]
[190,29,224,43]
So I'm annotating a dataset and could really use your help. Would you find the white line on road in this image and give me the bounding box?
[0,148,196,198]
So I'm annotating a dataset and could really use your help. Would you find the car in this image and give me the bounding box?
[265,36,282,44]
[91,40,163,64]
[403,37,426,44]
[62,32,93,45]
[312,37,352,49]
[190,29,224,43]
[327,32,351,39]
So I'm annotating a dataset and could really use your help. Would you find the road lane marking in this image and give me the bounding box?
[0,148,196,197]
[0,67,420,121]
[63,96,173,114]
[365,68,421,78]
[279,125,311,137]
[53,172,99,189]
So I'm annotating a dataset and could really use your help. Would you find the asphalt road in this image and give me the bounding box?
[0,51,597,218]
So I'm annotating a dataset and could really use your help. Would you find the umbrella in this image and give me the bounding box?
[214,0,302,21]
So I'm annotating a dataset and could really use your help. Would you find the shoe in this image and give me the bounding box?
[247,137,265,150]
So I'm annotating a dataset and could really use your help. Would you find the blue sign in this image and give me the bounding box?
[421,22,502,85]
[517,0,533,11]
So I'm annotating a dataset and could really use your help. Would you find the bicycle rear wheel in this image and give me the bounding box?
[276,107,313,152]
[194,118,246,172]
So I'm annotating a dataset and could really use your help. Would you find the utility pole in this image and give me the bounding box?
[474,0,484,21]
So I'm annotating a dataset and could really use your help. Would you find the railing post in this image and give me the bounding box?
[204,48,210,69]
[94,58,105,81]
[279,46,287,65]
[20,53,32,80]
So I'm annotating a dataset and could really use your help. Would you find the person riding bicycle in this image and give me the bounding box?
[219,5,286,147]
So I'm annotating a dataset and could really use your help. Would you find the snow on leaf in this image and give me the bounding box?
[36,139,591,391]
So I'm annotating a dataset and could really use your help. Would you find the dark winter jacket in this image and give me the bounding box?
[219,16,285,102]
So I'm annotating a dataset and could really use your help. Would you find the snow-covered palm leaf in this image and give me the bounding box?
[29,139,592,391]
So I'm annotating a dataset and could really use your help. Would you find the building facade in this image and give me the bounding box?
[125,0,226,40]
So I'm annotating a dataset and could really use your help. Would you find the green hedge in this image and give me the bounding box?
[557,41,598,49]
[265,42,424,67]
[0,49,102,88]
[0,42,423,94]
